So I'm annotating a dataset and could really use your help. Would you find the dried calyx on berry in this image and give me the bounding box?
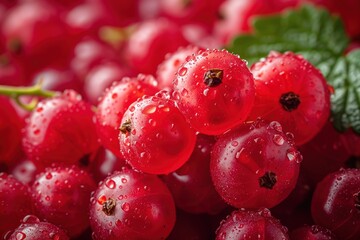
[204,69,223,87]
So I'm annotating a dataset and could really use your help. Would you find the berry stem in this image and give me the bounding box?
[0,82,57,111]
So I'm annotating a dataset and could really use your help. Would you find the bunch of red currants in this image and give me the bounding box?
[1,0,360,239]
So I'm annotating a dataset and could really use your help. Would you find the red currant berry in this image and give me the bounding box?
[215,208,290,240]
[119,94,196,174]
[248,51,331,145]
[311,168,360,240]
[156,45,203,90]
[173,48,255,135]
[215,0,300,44]
[210,119,301,209]
[22,90,99,169]
[96,74,159,158]
[162,134,227,214]
[290,225,338,240]
[0,173,33,239]
[124,18,189,75]
[31,165,96,238]
[6,215,69,240]
[0,96,23,166]
[89,168,176,240]
[2,1,74,73]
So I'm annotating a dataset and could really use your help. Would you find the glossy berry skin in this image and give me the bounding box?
[311,168,360,240]
[31,166,96,238]
[119,95,196,174]
[210,119,301,209]
[96,75,159,158]
[22,90,99,169]
[215,208,289,240]
[162,134,227,214]
[215,0,300,44]
[299,121,350,187]
[248,51,331,145]
[173,49,255,135]
[0,96,23,165]
[156,45,203,90]
[7,215,69,240]
[89,169,176,240]
[290,225,338,240]
[124,18,189,75]
[0,173,33,239]
[2,1,73,73]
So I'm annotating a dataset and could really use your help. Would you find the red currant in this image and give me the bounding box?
[311,168,360,240]
[31,165,96,238]
[89,168,176,240]
[96,74,159,158]
[210,119,301,209]
[22,90,99,169]
[215,208,290,239]
[119,94,196,174]
[6,215,69,240]
[248,51,331,145]
[173,48,255,135]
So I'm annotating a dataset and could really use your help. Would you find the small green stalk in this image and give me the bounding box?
[0,82,57,111]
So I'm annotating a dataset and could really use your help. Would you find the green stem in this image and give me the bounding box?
[0,83,57,111]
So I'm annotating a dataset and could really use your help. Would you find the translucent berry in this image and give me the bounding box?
[31,166,96,238]
[173,48,255,135]
[96,74,159,158]
[210,119,301,209]
[311,168,360,240]
[119,95,196,174]
[6,215,69,240]
[22,90,99,169]
[162,134,227,214]
[248,51,331,145]
[0,173,33,239]
[89,168,176,240]
[215,208,290,240]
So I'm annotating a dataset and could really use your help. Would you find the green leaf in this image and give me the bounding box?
[227,4,360,133]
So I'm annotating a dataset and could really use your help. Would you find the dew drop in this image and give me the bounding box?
[123,137,131,147]
[115,219,122,227]
[22,215,40,224]
[111,93,118,99]
[181,88,189,97]
[286,148,303,163]
[105,179,116,189]
[178,67,188,76]
[121,202,130,212]
[49,232,60,240]
[142,105,157,114]
[45,196,50,201]
[129,106,135,112]
[121,178,127,184]
[203,88,209,96]
[231,141,239,147]
[33,129,40,135]
[273,134,285,146]
[15,232,26,240]
[45,172,52,180]
[268,121,282,132]
[97,195,107,205]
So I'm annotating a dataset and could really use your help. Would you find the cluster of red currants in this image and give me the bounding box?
[1,0,360,240]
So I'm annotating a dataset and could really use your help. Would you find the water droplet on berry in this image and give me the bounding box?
[45,196,50,201]
[268,121,282,132]
[36,107,43,112]
[111,93,118,99]
[121,178,127,184]
[33,129,41,135]
[105,179,116,189]
[286,148,303,163]
[22,215,40,223]
[178,67,188,76]
[15,232,26,240]
[142,105,157,114]
[273,134,285,146]
[231,141,239,147]
[97,195,107,205]
[203,88,209,96]
[49,232,60,240]
[45,172,53,179]
[181,88,189,97]
[121,202,130,212]
[123,137,131,147]
[259,208,272,217]
[148,119,157,127]
[235,148,244,159]
[115,219,122,227]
